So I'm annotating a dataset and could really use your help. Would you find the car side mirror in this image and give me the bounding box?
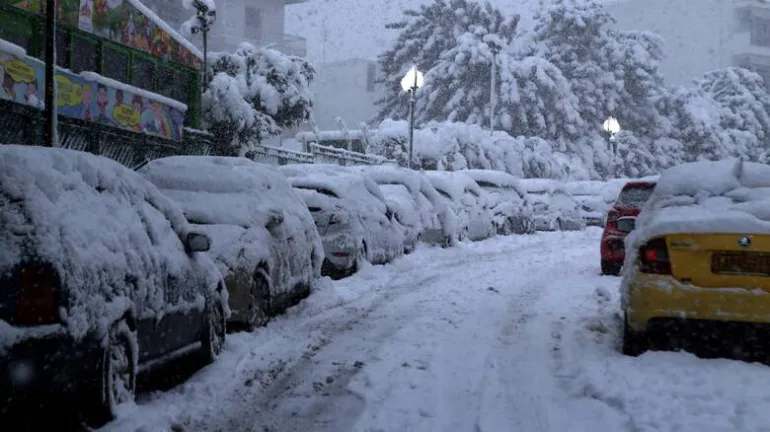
[266,210,285,231]
[185,232,211,253]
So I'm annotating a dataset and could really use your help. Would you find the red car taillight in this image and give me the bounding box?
[16,265,59,325]
[639,238,671,275]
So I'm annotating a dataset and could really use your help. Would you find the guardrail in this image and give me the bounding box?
[244,142,392,166]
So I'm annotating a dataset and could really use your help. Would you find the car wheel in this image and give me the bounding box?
[246,269,271,331]
[601,259,621,276]
[621,314,649,357]
[351,242,367,275]
[85,320,136,428]
[201,296,226,364]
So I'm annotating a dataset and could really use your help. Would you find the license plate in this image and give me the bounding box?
[711,252,770,276]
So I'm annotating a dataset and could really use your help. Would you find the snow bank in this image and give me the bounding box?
[629,158,770,245]
[140,156,324,292]
[0,146,222,342]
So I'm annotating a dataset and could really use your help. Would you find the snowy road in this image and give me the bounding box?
[102,228,770,432]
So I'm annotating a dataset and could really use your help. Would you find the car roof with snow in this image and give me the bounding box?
[0,145,220,339]
[519,178,567,195]
[630,159,770,245]
[423,170,485,201]
[280,163,388,214]
[460,169,527,198]
[564,180,606,196]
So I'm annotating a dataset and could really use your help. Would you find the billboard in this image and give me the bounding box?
[13,0,202,69]
[0,45,185,141]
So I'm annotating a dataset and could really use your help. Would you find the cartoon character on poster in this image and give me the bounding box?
[1,56,43,108]
[112,89,141,129]
[141,102,171,139]
[96,83,109,122]
[81,83,93,120]
[78,0,93,32]
[130,95,145,132]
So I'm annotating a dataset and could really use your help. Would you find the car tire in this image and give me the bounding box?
[601,259,621,276]
[85,320,137,428]
[201,295,226,364]
[246,269,271,331]
[351,241,367,275]
[621,314,649,357]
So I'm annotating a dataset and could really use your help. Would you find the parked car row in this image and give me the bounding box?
[0,145,618,425]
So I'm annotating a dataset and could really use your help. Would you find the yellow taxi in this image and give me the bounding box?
[620,159,770,356]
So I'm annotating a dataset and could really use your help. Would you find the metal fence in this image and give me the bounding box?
[244,142,391,166]
[0,100,213,169]
[0,100,390,170]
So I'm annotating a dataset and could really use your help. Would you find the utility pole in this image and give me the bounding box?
[43,0,57,147]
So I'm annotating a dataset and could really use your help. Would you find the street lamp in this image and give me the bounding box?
[188,0,217,90]
[602,116,621,178]
[483,35,502,134]
[400,65,424,170]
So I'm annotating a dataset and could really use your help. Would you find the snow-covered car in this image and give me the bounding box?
[565,180,612,227]
[140,156,323,331]
[423,171,496,242]
[0,146,227,426]
[461,169,534,235]
[280,164,404,277]
[520,179,585,232]
[621,159,770,357]
[357,165,452,249]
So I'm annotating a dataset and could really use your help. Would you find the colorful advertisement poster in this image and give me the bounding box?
[91,83,183,141]
[13,0,202,69]
[0,50,45,109]
[0,46,185,141]
[78,0,94,32]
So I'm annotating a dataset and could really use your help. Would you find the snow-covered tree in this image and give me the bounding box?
[375,0,518,122]
[528,0,666,143]
[697,67,770,160]
[202,43,315,155]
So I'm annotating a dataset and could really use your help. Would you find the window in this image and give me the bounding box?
[156,64,176,99]
[39,28,69,68]
[70,36,98,73]
[366,62,376,92]
[752,18,770,47]
[751,65,770,87]
[244,6,262,39]
[131,55,155,90]
[103,45,129,82]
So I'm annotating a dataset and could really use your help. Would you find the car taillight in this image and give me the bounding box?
[639,238,671,275]
[16,265,59,325]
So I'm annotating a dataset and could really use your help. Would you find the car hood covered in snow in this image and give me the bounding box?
[0,146,222,343]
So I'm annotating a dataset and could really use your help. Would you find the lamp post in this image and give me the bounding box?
[485,37,501,134]
[602,116,621,179]
[400,65,424,170]
[43,0,57,147]
[189,0,217,91]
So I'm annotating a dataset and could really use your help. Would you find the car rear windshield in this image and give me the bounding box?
[615,186,654,208]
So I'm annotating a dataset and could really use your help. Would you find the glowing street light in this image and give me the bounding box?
[400,65,424,169]
[603,116,621,179]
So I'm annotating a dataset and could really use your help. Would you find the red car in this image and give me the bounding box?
[600,181,657,275]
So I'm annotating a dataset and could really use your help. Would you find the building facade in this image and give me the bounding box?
[147,0,308,56]
[311,58,382,130]
[605,0,770,87]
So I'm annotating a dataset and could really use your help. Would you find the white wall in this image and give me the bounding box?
[606,0,735,86]
[312,59,383,130]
